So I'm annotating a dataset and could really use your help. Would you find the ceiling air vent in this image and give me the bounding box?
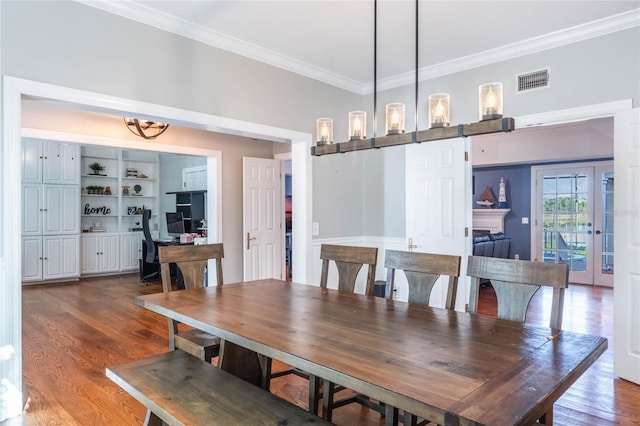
[516,68,550,93]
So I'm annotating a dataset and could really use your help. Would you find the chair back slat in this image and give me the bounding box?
[467,255,569,330]
[320,244,378,295]
[384,250,461,309]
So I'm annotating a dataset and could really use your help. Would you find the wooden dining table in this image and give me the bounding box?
[135,279,607,426]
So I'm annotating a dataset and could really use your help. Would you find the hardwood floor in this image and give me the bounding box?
[5,275,639,425]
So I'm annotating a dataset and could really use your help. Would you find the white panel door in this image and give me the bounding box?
[22,184,43,236]
[42,235,79,280]
[43,185,80,234]
[43,142,80,185]
[614,107,640,384]
[81,235,100,274]
[243,157,282,281]
[22,237,43,282]
[99,234,120,273]
[120,232,143,271]
[22,138,43,183]
[405,138,470,310]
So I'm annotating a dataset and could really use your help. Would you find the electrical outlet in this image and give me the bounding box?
[312,222,319,236]
[521,217,529,224]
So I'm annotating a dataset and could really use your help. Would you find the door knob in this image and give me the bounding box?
[408,238,418,252]
[247,232,257,250]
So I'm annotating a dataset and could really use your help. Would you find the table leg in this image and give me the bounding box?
[217,339,264,388]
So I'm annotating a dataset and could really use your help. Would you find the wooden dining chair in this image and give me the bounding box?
[466,255,569,330]
[385,249,461,309]
[159,243,224,363]
[268,244,379,418]
[319,244,379,294]
[383,250,462,426]
[310,244,379,420]
[466,255,569,426]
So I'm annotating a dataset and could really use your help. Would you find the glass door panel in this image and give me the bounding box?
[594,167,614,286]
[537,168,593,284]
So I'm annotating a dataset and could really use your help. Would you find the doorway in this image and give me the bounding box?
[532,161,613,286]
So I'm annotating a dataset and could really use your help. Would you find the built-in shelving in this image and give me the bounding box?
[80,146,159,234]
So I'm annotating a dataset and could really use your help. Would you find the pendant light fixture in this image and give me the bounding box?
[124,117,170,140]
[312,0,514,157]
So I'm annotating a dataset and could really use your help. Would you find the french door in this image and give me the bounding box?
[533,162,613,286]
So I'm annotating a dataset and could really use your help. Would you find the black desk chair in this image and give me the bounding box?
[139,209,160,283]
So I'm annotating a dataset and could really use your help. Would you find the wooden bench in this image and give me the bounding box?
[106,350,332,426]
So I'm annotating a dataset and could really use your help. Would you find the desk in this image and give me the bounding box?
[135,279,607,426]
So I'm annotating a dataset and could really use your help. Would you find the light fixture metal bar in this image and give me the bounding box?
[414,0,419,132]
[373,0,377,138]
[311,117,515,156]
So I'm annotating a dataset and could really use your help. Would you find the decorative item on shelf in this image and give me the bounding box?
[316,118,333,145]
[90,222,106,233]
[476,186,496,207]
[122,186,130,196]
[132,184,142,196]
[124,117,170,140]
[348,111,366,140]
[199,219,208,237]
[385,103,405,135]
[137,173,149,178]
[311,0,513,157]
[479,82,503,121]
[429,93,450,128]
[104,186,112,196]
[128,206,138,215]
[497,177,508,208]
[88,162,105,176]
[84,204,112,215]
[86,185,105,195]
[126,168,138,177]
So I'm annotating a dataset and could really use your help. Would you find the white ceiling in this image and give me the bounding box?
[83,0,640,94]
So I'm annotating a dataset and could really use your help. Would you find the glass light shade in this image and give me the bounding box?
[348,111,366,140]
[479,83,503,121]
[385,103,405,135]
[428,94,450,128]
[316,118,333,145]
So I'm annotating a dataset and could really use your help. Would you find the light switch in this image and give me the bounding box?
[312,222,319,236]
[522,217,529,224]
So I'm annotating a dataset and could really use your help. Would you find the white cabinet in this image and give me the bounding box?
[22,235,80,283]
[22,184,80,236]
[22,138,80,283]
[22,138,80,184]
[81,233,120,275]
[121,232,144,271]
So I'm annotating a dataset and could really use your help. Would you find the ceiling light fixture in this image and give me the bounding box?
[312,0,514,156]
[124,117,170,140]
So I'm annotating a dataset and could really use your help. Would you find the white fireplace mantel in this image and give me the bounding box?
[472,209,511,234]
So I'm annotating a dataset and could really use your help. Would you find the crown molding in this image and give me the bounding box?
[372,9,640,94]
[78,2,639,96]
